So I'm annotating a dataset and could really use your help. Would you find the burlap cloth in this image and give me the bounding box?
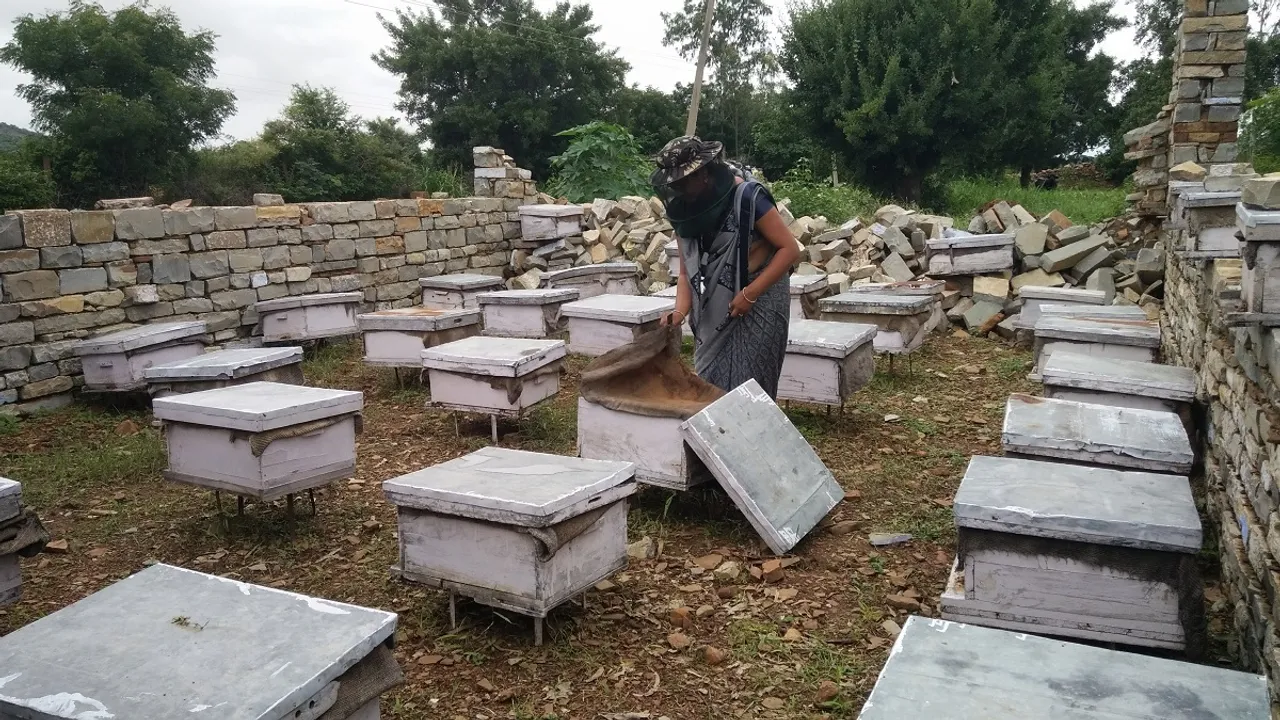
[318,644,404,720]
[579,326,724,420]
[0,510,49,558]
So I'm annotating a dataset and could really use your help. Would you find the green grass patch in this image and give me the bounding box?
[519,402,577,454]
[302,340,361,388]
[897,505,956,543]
[729,618,787,657]
[993,355,1031,380]
[943,176,1126,225]
[903,417,938,436]
[770,179,886,224]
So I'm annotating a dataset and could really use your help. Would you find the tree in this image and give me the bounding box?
[1057,3,1127,159]
[1241,87,1280,172]
[375,0,628,180]
[1133,0,1181,59]
[0,142,55,212]
[546,122,650,202]
[604,86,685,155]
[0,2,235,207]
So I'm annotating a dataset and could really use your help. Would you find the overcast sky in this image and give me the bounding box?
[0,0,1145,141]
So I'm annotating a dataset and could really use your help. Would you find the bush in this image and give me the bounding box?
[1243,88,1280,174]
[943,176,1127,225]
[0,149,55,211]
[546,122,651,202]
[768,162,885,223]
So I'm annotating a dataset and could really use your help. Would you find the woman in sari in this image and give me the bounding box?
[653,136,799,398]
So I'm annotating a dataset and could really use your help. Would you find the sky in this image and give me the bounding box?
[0,0,1146,141]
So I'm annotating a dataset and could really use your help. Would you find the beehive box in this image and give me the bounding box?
[419,273,505,310]
[577,398,710,491]
[1014,286,1107,329]
[940,456,1204,653]
[1177,189,1241,255]
[1237,203,1280,314]
[0,478,25,606]
[665,238,681,277]
[653,286,692,338]
[788,274,830,319]
[153,381,364,501]
[477,288,580,338]
[560,295,675,357]
[422,337,565,417]
[1031,313,1160,379]
[518,204,584,243]
[357,307,481,367]
[778,320,877,406]
[0,563,400,720]
[255,292,362,343]
[819,292,934,354]
[74,320,208,392]
[542,262,641,299]
[1042,351,1195,416]
[844,279,946,334]
[925,234,1015,275]
[145,347,305,398]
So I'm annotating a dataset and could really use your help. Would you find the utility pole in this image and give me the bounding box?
[685,0,717,136]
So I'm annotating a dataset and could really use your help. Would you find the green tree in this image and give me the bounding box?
[749,90,821,180]
[546,122,650,202]
[0,141,56,212]
[1242,87,1280,172]
[0,1,235,207]
[605,86,685,155]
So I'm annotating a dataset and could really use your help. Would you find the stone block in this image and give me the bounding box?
[13,210,70,247]
[1014,223,1047,256]
[1208,105,1242,123]
[253,193,285,207]
[1012,268,1066,292]
[1169,161,1207,182]
[358,219,395,239]
[213,206,257,230]
[68,211,115,244]
[262,246,291,270]
[0,305,16,324]
[172,298,214,314]
[246,228,280,247]
[309,203,351,224]
[0,216,19,251]
[1174,103,1202,123]
[187,251,228,279]
[106,261,138,286]
[112,208,165,240]
[205,230,247,250]
[0,346,30,371]
[3,270,58,301]
[163,207,216,235]
[973,276,1010,304]
[302,224,333,242]
[125,301,175,321]
[80,242,129,264]
[58,267,107,294]
[20,295,84,318]
[962,300,1004,333]
[881,252,915,282]
[210,288,259,310]
[326,237,356,261]
[0,321,34,347]
[375,236,404,255]
[285,266,311,283]
[129,237,189,256]
[84,290,124,308]
[1244,175,1280,209]
[348,202,376,221]
[1041,235,1109,273]
[1213,76,1247,97]
[0,249,40,273]
[20,375,72,400]
[151,254,191,284]
[1072,247,1116,279]
[228,249,265,273]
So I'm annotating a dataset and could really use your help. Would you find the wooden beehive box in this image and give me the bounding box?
[560,294,675,357]
[0,478,24,606]
[819,292,934,354]
[542,262,641,299]
[577,397,710,491]
[925,234,1015,275]
[845,279,946,333]
[0,563,400,720]
[419,273,505,310]
[1237,203,1280,314]
[1177,189,1241,255]
[779,320,877,406]
[255,292,362,343]
[518,204,584,243]
[1031,313,1160,379]
[788,274,830,319]
[74,321,208,392]
[144,347,305,398]
[941,455,1204,654]
[477,288,580,338]
[1014,286,1107,329]
[357,307,481,367]
[153,381,363,501]
[1042,351,1195,416]
[422,337,565,417]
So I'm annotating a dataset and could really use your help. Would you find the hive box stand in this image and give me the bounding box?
[518,204,583,243]
[819,292,934,355]
[1042,350,1196,417]
[1237,204,1280,314]
[778,320,877,406]
[74,321,208,392]
[1031,313,1161,380]
[0,563,400,720]
[383,447,636,645]
[940,456,1205,654]
[419,273,505,310]
[789,274,830,320]
[0,479,25,606]
[1177,189,1242,255]
[560,294,676,357]
[153,381,364,504]
[422,337,566,440]
[578,397,711,491]
[145,347,305,398]
[925,233,1015,275]
[477,288,580,339]
[357,307,481,368]
[1014,286,1107,330]
[542,263,641,299]
[255,292,362,343]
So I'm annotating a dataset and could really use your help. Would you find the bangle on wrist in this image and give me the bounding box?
[743,289,757,304]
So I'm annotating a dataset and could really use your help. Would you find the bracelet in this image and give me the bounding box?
[743,290,757,304]
[672,310,687,322]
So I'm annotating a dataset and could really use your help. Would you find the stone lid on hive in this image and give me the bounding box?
[542,262,640,282]
[652,286,678,298]
[1033,314,1160,348]
[73,320,207,356]
[357,306,481,332]
[955,455,1201,553]
[1236,203,1280,241]
[844,280,944,297]
[787,319,877,358]
[254,292,363,313]
[477,288,581,306]
[144,347,303,382]
[0,563,397,720]
[418,273,505,291]
[1042,351,1195,403]
[1038,304,1148,321]
[0,478,20,524]
[925,233,1014,251]
[1180,189,1241,208]
[518,204,584,218]
[1018,286,1107,304]
[560,294,675,324]
[422,337,566,378]
[383,447,636,527]
[820,292,933,315]
[153,381,363,432]
[788,274,829,296]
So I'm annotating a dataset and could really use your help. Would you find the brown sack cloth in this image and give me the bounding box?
[579,326,724,419]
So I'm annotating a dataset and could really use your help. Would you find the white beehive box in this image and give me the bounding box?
[422,337,565,417]
[1031,313,1160,379]
[788,274,830,319]
[74,320,208,392]
[383,447,636,644]
[144,347,305,398]
[925,234,1015,275]
[1177,189,1241,254]
[778,320,877,406]
[1237,203,1280,314]
[357,307,481,367]
[419,273,505,310]
[542,262,641,299]
[153,381,364,501]
[560,294,675,357]
[477,288,580,338]
[0,478,24,606]
[1042,351,1196,416]
[255,292,362,343]
[844,279,947,334]
[665,238,681,277]
[518,204,584,242]
[941,455,1204,654]
[1014,286,1107,329]
[819,292,934,354]
[577,397,710,491]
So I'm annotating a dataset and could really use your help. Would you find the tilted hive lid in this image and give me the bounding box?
[152,381,363,432]
[543,262,640,283]
[418,273,506,291]
[144,347,303,381]
[0,478,21,524]
[560,294,675,324]
[357,307,481,332]
[1042,350,1195,403]
[254,292,363,313]
[1180,189,1240,208]
[820,292,933,315]
[74,321,206,356]
[1038,304,1148,321]
[477,288,580,306]
[422,337,566,378]
[788,274,829,296]
[787,319,877,358]
[1033,314,1161,347]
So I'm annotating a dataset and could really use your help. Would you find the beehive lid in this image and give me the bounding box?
[0,563,396,720]
[820,292,933,316]
[1039,304,1149,321]
[1042,351,1196,403]
[560,294,675,323]
[152,381,363,432]
[788,274,829,296]
[1168,180,1204,198]
[859,616,1269,720]
[543,262,640,282]
[476,288,580,306]
[681,380,844,554]
[418,273,505,291]
[787,319,877,358]
[383,447,636,527]
[422,337,566,378]
[925,233,1014,250]
[844,280,944,297]
[144,347,303,382]
[1018,286,1107,304]
[665,238,679,256]
[1236,202,1280,236]
[1033,314,1161,347]
[653,286,678,298]
[1002,394,1193,474]
[254,292,363,313]
[519,203,584,218]
[73,321,206,356]
[0,478,21,524]
[357,306,481,332]
[1180,189,1241,208]
[955,455,1200,552]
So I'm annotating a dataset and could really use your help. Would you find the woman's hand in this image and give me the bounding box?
[730,290,756,318]
[661,309,687,327]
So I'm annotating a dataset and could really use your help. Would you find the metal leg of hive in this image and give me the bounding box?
[309,489,317,516]
[237,496,245,516]
[286,494,295,517]
[394,367,402,389]
[453,412,460,438]
[534,616,544,647]
[491,415,499,444]
[448,590,457,630]
[215,491,224,515]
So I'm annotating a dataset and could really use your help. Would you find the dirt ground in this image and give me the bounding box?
[0,332,1238,719]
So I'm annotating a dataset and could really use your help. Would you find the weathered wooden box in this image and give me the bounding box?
[577,398,711,491]
[819,292,934,354]
[256,292,362,343]
[74,320,208,392]
[1014,286,1107,329]
[0,563,400,720]
[422,337,565,417]
[778,320,877,406]
[845,279,946,333]
[561,294,675,357]
[542,263,641,299]
[153,381,364,501]
[419,273,505,310]
[477,288,580,338]
[1237,203,1280,313]
[788,274,830,320]
[145,347,305,398]
[518,204,583,242]
[1031,313,1160,379]
[383,447,636,643]
[357,307,481,367]
[1042,350,1195,416]
[926,233,1015,275]
[939,455,1204,653]
[1177,189,1242,255]
[0,478,24,606]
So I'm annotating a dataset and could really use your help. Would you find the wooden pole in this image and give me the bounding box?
[685,0,718,136]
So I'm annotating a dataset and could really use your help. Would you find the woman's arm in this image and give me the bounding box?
[730,209,800,317]
[661,236,694,326]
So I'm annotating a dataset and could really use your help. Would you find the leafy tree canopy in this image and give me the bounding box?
[546,121,650,202]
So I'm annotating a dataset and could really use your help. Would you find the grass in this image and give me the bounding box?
[993,355,1032,380]
[942,176,1127,226]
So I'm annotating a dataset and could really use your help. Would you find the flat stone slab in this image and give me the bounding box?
[0,563,397,720]
[0,478,21,524]
[789,274,829,295]
[418,273,505,291]
[1033,314,1161,347]
[254,292,362,313]
[1180,189,1241,208]
[820,292,933,315]
[542,263,640,282]
[859,616,1269,720]
[74,320,206,355]
[1042,351,1196,403]
[925,233,1015,251]
[356,307,481,332]
[681,379,844,554]
[477,288,580,306]
[1002,394,1194,474]
[560,294,675,323]
[153,381,363,432]
[787,319,877,358]
[955,455,1201,552]
[421,337,566,378]
[1039,304,1149,321]
[843,280,944,297]
[1018,286,1106,304]
[1236,202,1280,241]
[518,204,583,218]
[144,347,303,381]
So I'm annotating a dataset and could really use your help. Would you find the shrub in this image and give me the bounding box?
[546,122,651,202]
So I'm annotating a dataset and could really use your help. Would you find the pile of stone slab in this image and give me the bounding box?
[512,203,586,281]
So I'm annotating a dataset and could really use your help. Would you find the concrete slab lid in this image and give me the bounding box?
[518,203,584,218]
[542,262,640,282]
[422,337,566,378]
[680,379,844,554]
[254,292,363,313]
[0,478,19,502]
[925,233,1015,250]
[653,286,678,298]
[954,455,1201,552]
[787,319,877,358]
[1042,350,1196,402]
[1236,202,1280,232]
[1039,303,1149,320]
[73,320,207,356]
[417,273,505,291]
[152,381,363,432]
[1033,314,1161,347]
[843,280,944,297]
[0,563,397,720]
[819,292,933,315]
[1168,180,1204,196]
[788,274,830,295]
[560,294,675,323]
[1017,286,1107,304]
[476,288,581,306]
[356,306,481,332]
[1180,189,1241,208]
[382,447,636,527]
[143,347,304,381]
[1001,394,1194,474]
[858,616,1270,720]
